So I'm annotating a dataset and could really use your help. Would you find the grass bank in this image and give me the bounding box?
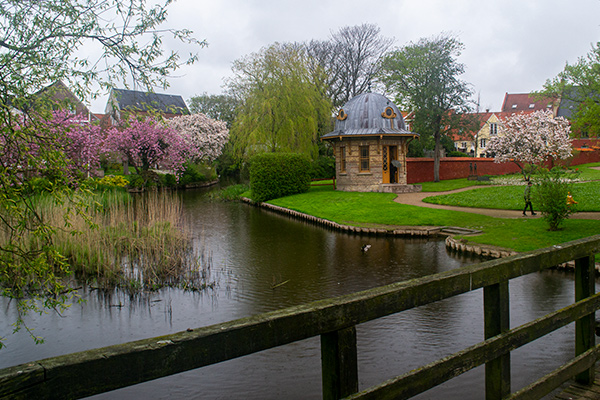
[422,162,600,212]
[265,186,600,254]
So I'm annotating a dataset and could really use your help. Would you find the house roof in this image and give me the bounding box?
[555,86,597,120]
[321,92,417,139]
[108,88,189,115]
[501,93,556,113]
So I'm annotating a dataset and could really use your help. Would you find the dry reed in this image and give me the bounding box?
[1,189,212,292]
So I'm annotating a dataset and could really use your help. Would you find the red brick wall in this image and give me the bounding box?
[407,158,522,183]
[407,139,600,183]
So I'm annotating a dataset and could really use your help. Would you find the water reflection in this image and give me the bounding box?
[0,188,594,399]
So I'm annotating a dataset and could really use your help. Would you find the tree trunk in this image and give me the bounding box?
[433,114,443,182]
[433,136,440,182]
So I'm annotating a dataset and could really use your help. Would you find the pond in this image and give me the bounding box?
[0,188,593,399]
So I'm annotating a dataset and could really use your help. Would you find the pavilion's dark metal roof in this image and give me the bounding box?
[321,92,417,139]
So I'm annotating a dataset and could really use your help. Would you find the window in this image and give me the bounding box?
[529,103,535,109]
[489,123,497,135]
[511,104,517,109]
[359,145,370,172]
[461,142,467,149]
[340,146,346,173]
[480,138,486,148]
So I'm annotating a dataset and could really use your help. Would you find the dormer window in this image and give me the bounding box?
[529,103,535,109]
[511,104,517,109]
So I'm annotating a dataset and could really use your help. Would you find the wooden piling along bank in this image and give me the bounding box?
[1,230,600,399]
[243,198,522,259]
[243,198,600,272]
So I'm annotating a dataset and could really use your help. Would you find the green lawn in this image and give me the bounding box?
[423,178,600,211]
[420,178,490,192]
[248,162,600,254]
[265,186,600,254]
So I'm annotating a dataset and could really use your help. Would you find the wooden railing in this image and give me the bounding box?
[311,177,336,189]
[1,235,600,400]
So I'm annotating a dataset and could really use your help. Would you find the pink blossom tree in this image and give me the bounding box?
[487,110,572,181]
[103,116,188,175]
[49,112,103,177]
[168,113,229,163]
[1,111,103,181]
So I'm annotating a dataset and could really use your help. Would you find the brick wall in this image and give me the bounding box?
[407,138,600,183]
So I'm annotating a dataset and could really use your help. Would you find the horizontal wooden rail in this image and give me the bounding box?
[311,177,336,189]
[345,293,600,399]
[1,235,600,399]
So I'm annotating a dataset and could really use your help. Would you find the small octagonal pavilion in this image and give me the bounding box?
[321,92,421,193]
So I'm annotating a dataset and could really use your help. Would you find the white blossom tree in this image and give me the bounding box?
[169,113,230,163]
[487,110,573,181]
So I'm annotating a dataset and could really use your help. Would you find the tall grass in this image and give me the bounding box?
[207,184,249,201]
[1,189,212,292]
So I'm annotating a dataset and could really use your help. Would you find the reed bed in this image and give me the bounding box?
[1,189,212,292]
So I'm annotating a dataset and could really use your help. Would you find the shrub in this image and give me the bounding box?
[250,153,311,202]
[208,184,249,202]
[447,151,469,157]
[533,167,577,231]
[161,173,178,188]
[127,174,146,189]
[310,155,335,179]
[178,161,217,186]
[97,175,129,188]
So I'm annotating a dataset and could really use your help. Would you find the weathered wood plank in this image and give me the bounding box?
[508,347,599,400]
[321,327,358,400]
[484,280,511,400]
[576,255,596,385]
[344,295,600,400]
[0,362,45,397]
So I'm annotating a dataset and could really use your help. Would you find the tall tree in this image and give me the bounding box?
[0,0,202,344]
[541,42,600,137]
[227,43,331,160]
[306,23,393,107]
[379,34,474,181]
[188,93,239,128]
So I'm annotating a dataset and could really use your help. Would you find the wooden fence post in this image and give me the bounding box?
[575,255,596,384]
[321,326,358,400]
[484,280,510,400]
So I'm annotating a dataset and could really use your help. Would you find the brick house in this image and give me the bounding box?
[321,92,420,193]
[104,88,189,125]
[33,80,98,124]
[452,112,516,158]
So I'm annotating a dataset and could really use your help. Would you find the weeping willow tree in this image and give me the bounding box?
[227,43,332,160]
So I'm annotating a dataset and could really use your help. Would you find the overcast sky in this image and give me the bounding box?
[89,0,600,113]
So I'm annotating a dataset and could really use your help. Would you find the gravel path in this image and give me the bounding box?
[393,186,600,220]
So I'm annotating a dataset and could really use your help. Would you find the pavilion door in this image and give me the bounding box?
[382,146,398,184]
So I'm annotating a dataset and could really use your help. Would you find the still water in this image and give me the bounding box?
[0,189,593,399]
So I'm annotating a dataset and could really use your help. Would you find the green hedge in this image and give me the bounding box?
[250,153,311,202]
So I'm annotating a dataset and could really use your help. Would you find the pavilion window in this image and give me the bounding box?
[359,145,370,172]
[340,146,347,173]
